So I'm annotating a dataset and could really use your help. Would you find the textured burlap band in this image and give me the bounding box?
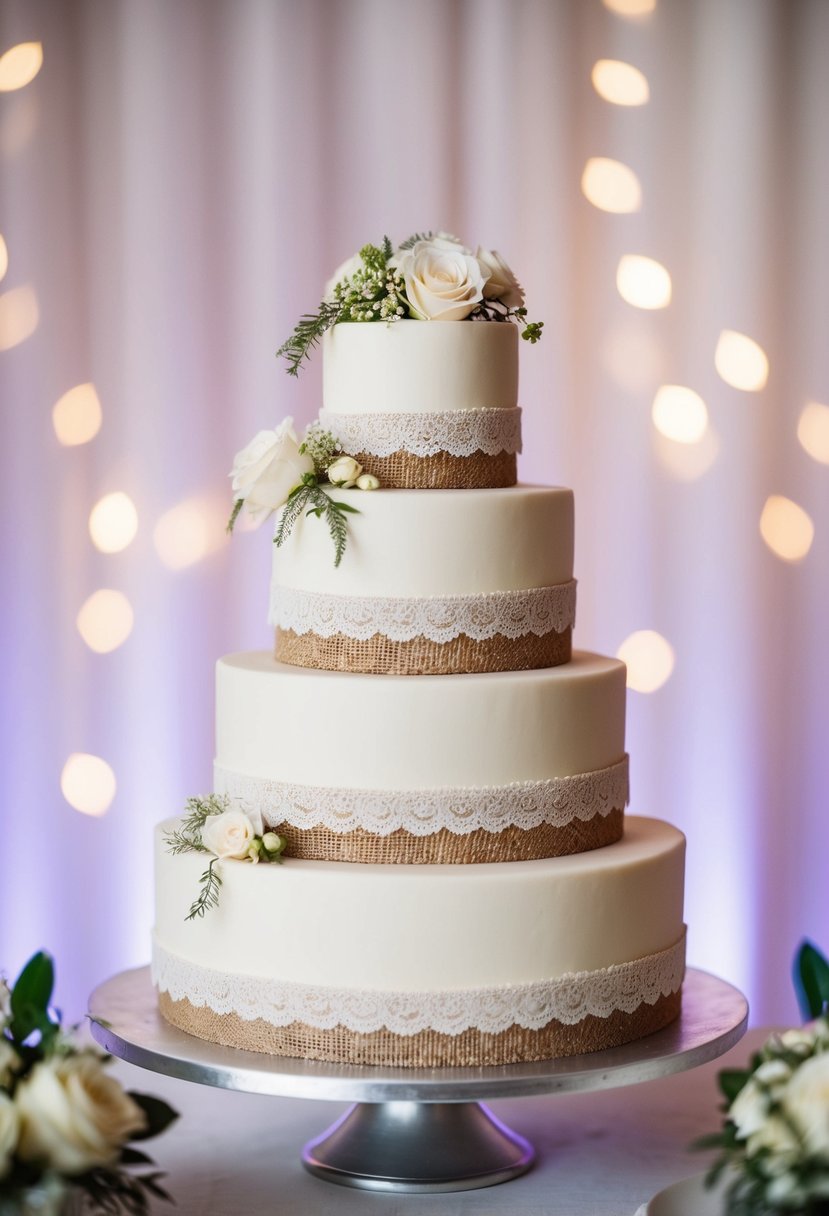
[159,988,681,1067]
[273,806,624,864]
[353,448,516,489]
[275,624,572,675]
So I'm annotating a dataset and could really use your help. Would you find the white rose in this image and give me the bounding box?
[746,1114,800,1164]
[0,978,10,1023]
[323,252,364,302]
[475,247,525,309]
[398,240,488,321]
[202,808,262,860]
[0,1092,19,1180]
[783,1052,829,1159]
[327,455,362,488]
[754,1058,793,1098]
[229,419,314,525]
[16,1056,146,1175]
[0,1038,20,1087]
[730,1078,771,1139]
[355,473,380,490]
[781,1027,818,1055]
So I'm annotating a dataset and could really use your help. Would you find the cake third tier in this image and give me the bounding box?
[271,484,575,675]
[214,650,629,863]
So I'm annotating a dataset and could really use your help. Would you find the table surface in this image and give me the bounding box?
[111,1026,769,1215]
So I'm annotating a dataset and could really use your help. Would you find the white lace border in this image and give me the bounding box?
[319,407,523,458]
[152,931,686,1035]
[268,581,577,642]
[213,756,630,838]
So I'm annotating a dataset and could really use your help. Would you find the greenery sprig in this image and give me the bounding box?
[468,300,544,342]
[274,473,359,568]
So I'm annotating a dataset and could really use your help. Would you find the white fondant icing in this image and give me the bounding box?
[215,651,627,790]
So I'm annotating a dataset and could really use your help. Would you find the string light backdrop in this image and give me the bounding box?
[0,0,827,1023]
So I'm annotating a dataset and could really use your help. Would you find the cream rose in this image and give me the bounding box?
[398,240,488,321]
[230,419,314,524]
[327,455,362,488]
[355,473,379,490]
[476,247,525,309]
[0,1092,19,1180]
[202,807,262,860]
[730,1078,771,1139]
[16,1056,146,1175]
[784,1052,829,1159]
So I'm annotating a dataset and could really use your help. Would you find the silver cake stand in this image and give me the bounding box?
[88,965,747,1194]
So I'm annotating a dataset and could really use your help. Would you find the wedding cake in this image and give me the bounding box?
[152,234,686,1067]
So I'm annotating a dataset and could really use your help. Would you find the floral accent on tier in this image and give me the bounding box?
[269,582,576,644]
[212,755,629,840]
[152,930,685,1036]
[164,796,287,921]
[318,407,523,458]
[276,231,543,377]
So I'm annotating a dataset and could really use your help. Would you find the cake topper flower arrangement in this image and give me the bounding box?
[0,951,177,1214]
[696,941,829,1215]
[275,230,544,377]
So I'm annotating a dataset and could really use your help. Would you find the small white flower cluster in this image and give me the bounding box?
[328,254,406,322]
[201,806,286,866]
[725,1018,829,1207]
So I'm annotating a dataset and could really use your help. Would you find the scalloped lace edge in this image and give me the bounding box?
[152,932,686,1034]
[212,756,630,836]
[268,582,577,641]
[319,407,523,457]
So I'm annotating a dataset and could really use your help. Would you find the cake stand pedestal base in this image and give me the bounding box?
[88,966,747,1194]
[302,1100,534,1192]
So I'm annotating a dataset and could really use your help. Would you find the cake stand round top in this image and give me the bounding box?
[88,966,747,1103]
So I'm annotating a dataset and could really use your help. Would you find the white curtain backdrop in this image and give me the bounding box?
[1,0,827,1024]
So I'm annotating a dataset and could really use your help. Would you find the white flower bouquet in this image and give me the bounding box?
[0,952,177,1214]
[698,942,829,1215]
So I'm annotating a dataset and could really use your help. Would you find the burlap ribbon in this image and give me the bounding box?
[159,987,681,1067]
[275,624,571,675]
[354,448,517,489]
[274,806,623,864]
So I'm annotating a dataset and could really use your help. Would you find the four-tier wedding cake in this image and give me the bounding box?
[152,234,686,1068]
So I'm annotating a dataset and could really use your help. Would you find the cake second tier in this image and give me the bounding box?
[271,483,575,675]
[214,650,628,864]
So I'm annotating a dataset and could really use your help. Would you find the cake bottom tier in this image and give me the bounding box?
[153,816,686,1067]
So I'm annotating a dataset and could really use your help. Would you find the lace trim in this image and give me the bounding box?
[268,582,577,641]
[152,932,686,1034]
[319,408,523,458]
[213,756,630,837]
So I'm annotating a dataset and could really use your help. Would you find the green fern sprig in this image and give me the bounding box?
[397,231,436,250]
[276,299,343,377]
[164,795,228,856]
[274,478,359,567]
[186,858,223,921]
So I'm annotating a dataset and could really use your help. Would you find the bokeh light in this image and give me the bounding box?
[0,284,39,350]
[581,157,642,213]
[0,42,43,92]
[53,383,102,446]
[617,630,675,693]
[60,753,116,817]
[591,59,650,106]
[759,496,814,563]
[602,321,664,393]
[655,425,720,482]
[0,234,7,282]
[77,590,134,654]
[652,385,709,444]
[0,92,38,156]
[616,254,671,309]
[715,329,769,392]
[602,0,656,15]
[153,497,226,569]
[797,402,829,466]
[89,492,138,553]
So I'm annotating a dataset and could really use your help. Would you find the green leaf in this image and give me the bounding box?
[718,1069,752,1103]
[330,499,360,514]
[794,939,829,1020]
[225,498,244,535]
[127,1092,179,1141]
[120,1146,156,1166]
[9,951,55,1044]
